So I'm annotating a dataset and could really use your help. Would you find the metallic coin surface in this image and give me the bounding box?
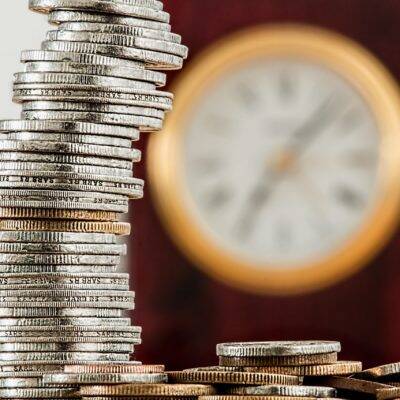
[219,353,338,367]
[217,342,342,357]
[44,372,168,385]
[226,385,337,397]
[167,370,300,385]
[79,383,216,397]
[65,363,165,374]
[243,361,363,376]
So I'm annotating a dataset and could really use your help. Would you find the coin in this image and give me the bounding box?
[226,385,337,397]
[0,316,130,327]
[217,342,342,357]
[79,383,216,397]
[243,361,363,376]
[23,61,166,86]
[49,10,172,31]
[30,0,170,23]
[0,307,122,318]
[0,219,131,234]
[167,370,300,385]
[42,40,183,70]
[0,231,117,243]
[377,387,400,400]
[0,387,78,398]
[219,353,338,367]
[356,362,400,378]
[0,119,139,139]
[59,22,181,43]
[65,363,165,374]
[44,372,168,385]
[305,376,393,395]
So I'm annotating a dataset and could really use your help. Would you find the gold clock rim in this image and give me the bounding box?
[147,24,400,295]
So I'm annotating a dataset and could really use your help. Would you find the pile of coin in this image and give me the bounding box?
[0,0,187,398]
[167,341,363,400]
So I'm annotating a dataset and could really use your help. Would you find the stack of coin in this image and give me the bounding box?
[0,0,187,398]
[217,341,362,378]
[167,341,362,400]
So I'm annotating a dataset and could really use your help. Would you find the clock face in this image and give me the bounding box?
[183,58,380,267]
[148,26,400,294]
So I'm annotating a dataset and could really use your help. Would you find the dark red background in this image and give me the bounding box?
[131,0,400,370]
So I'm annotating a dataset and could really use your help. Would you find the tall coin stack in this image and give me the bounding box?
[0,0,187,398]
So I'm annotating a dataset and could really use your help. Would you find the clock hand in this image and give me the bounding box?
[286,94,340,155]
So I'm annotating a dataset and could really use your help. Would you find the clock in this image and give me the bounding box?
[147,25,400,295]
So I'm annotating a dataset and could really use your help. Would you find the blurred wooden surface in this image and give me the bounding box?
[131,0,400,369]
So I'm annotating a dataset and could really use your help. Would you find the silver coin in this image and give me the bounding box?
[0,188,128,202]
[21,49,145,69]
[42,40,183,70]
[0,176,143,198]
[0,231,117,244]
[0,265,119,274]
[216,341,342,357]
[14,72,156,90]
[22,110,163,130]
[0,140,139,161]
[0,315,130,327]
[0,307,122,318]
[21,101,165,119]
[227,385,337,397]
[0,119,139,139]
[49,10,172,32]
[59,22,181,43]
[0,170,144,187]
[0,342,133,353]
[0,387,77,398]
[0,254,121,265]
[13,87,173,110]
[24,61,166,86]
[0,377,49,389]
[0,243,126,255]
[0,322,139,332]
[7,131,132,147]
[0,152,135,168]
[0,352,130,362]
[0,162,133,178]
[48,30,188,58]
[0,200,128,213]
[0,359,140,373]
[0,335,139,344]
[44,372,167,385]
[30,0,170,23]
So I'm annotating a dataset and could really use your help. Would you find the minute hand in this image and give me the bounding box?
[286,95,340,155]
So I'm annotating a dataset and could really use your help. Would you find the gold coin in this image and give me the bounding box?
[377,387,400,400]
[66,364,165,374]
[167,370,300,385]
[243,361,362,376]
[0,207,117,221]
[357,362,400,378]
[0,220,130,235]
[79,384,216,397]
[305,376,392,395]
[219,353,338,367]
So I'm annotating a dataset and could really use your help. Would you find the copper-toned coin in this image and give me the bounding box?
[82,398,198,400]
[305,376,392,395]
[243,361,362,376]
[377,387,400,400]
[219,353,338,367]
[79,383,216,397]
[199,397,337,400]
[0,208,118,221]
[65,364,165,374]
[0,219,130,235]
[357,363,400,378]
[167,369,300,385]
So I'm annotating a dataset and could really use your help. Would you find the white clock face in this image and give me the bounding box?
[183,58,381,268]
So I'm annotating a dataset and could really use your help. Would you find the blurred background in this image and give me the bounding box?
[3,0,400,370]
